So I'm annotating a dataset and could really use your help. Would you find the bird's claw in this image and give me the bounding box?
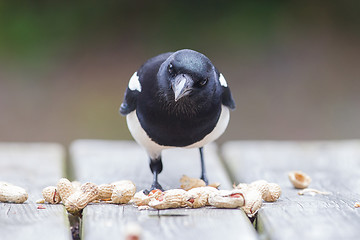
[143,182,164,195]
[151,182,164,191]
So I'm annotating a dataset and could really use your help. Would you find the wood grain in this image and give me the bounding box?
[70,140,258,240]
[0,143,71,240]
[82,204,256,240]
[222,140,360,240]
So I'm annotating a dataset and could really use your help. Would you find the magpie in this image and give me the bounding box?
[119,49,235,191]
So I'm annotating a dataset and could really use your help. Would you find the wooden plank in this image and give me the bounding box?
[70,140,258,240]
[222,140,360,240]
[0,143,72,240]
[82,205,255,240]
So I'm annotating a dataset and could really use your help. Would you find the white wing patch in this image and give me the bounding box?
[219,73,228,87]
[128,72,142,92]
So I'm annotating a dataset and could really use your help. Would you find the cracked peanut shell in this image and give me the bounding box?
[42,186,61,204]
[180,175,206,191]
[132,189,162,206]
[149,189,187,209]
[185,186,219,208]
[208,189,245,208]
[241,187,263,217]
[288,171,311,189]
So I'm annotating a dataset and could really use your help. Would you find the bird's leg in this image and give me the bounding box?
[149,156,164,191]
[199,147,209,185]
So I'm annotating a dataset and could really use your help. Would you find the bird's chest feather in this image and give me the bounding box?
[136,97,221,147]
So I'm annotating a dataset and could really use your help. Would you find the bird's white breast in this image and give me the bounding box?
[126,105,230,159]
[126,110,168,159]
[186,105,230,148]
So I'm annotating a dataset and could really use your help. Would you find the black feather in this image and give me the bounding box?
[120,49,235,147]
[119,88,139,115]
[221,87,236,110]
[120,53,173,116]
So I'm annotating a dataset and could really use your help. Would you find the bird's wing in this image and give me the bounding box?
[218,72,236,110]
[119,72,141,115]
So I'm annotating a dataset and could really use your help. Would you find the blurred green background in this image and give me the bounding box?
[0,0,359,146]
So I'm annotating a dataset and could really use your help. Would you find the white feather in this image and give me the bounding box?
[219,73,228,87]
[128,72,142,92]
[126,110,168,159]
[186,105,230,148]
[126,105,230,159]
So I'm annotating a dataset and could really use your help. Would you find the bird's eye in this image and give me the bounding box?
[168,63,174,74]
[199,78,208,87]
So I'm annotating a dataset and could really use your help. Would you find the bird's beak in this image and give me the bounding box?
[172,74,193,102]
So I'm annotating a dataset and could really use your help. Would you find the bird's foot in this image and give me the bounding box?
[201,175,209,185]
[150,181,164,191]
[143,182,164,195]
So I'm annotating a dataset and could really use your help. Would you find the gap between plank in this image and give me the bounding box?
[215,143,237,186]
[217,144,260,233]
[65,147,82,240]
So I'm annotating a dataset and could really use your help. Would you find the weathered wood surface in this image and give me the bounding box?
[70,140,258,240]
[0,143,72,240]
[222,141,360,240]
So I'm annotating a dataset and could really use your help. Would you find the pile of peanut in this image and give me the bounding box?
[40,178,136,214]
[40,176,281,217]
[134,175,281,217]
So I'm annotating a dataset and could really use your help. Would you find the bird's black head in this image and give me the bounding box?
[157,49,221,115]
